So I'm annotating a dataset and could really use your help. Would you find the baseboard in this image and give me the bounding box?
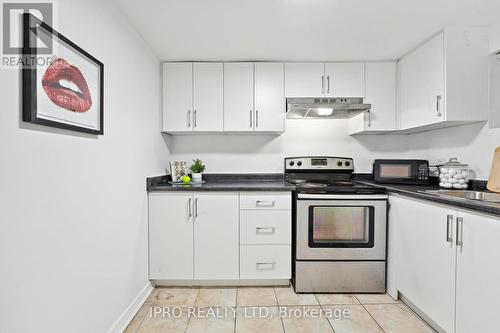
[107,282,154,333]
[152,279,290,287]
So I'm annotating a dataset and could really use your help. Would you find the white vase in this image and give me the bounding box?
[192,173,202,182]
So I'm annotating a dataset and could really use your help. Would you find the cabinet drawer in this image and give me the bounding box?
[240,210,291,245]
[240,192,291,210]
[240,245,291,279]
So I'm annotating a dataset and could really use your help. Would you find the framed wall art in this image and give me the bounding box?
[22,13,104,135]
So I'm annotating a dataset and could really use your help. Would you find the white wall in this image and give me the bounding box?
[168,120,410,173]
[168,26,500,179]
[406,123,500,179]
[0,0,168,332]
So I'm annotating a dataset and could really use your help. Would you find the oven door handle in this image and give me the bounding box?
[297,193,388,200]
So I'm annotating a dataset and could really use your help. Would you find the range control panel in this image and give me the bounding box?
[285,157,354,171]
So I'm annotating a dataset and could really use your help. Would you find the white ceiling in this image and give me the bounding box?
[113,0,500,61]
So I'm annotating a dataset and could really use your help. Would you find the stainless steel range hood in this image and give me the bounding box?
[286,97,371,119]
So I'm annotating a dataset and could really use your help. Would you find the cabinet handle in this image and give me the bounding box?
[256,110,259,128]
[367,110,372,128]
[256,262,275,270]
[446,214,454,243]
[250,110,253,128]
[187,110,191,128]
[456,217,463,248]
[321,75,325,94]
[256,227,276,234]
[193,110,197,127]
[188,198,192,218]
[327,75,330,94]
[194,198,198,218]
[436,95,442,117]
[256,200,275,207]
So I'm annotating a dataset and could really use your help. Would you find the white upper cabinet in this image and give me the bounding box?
[284,63,325,97]
[193,63,224,132]
[224,62,285,133]
[254,63,285,132]
[163,63,193,132]
[324,63,365,97]
[398,32,445,130]
[285,62,365,98]
[224,63,254,131]
[162,62,223,133]
[349,62,397,134]
[398,27,489,132]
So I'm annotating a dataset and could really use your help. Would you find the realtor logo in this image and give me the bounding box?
[1,1,53,67]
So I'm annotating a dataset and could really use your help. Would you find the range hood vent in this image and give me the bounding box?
[286,97,371,119]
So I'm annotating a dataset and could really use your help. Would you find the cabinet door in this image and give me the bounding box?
[324,63,365,97]
[285,63,325,97]
[456,210,500,333]
[163,63,193,132]
[364,62,396,130]
[348,62,397,134]
[193,63,224,131]
[393,196,456,333]
[193,193,239,279]
[398,32,445,129]
[224,63,254,131]
[149,193,194,280]
[254,63,285,132]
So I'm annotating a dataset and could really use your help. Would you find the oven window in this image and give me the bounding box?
[308,206,375,248]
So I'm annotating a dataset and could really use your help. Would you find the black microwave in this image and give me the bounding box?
[373,159,429,185]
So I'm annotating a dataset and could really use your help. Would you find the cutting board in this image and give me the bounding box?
[487,147,500,193]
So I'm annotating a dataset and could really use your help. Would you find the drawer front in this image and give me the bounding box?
[240,192,291,210]
[240,210,291,245]
[240,245,291,279]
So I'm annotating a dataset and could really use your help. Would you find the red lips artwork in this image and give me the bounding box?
[41,58,92,113]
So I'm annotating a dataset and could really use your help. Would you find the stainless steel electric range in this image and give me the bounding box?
[285,156,388,293]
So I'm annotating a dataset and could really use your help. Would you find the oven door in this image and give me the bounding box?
[296,196,387,260]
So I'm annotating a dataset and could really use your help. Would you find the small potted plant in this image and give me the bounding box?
[190,159,206,182]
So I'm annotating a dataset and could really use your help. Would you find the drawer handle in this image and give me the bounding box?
[256,227,276,234]
[256,262,275,270]
[256,200,275,207]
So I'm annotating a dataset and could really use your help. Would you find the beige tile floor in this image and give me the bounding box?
[125,286,435,333]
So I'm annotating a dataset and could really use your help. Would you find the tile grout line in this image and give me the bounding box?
[318,303,337,333]
[184,287,201,332]
[353,294,388,333]
[234,288,238,333]
[274,287,287,333]
[359,302,387,333]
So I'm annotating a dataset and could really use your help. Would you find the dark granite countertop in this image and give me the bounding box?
[147,173,296,192]
[357,179,500,216]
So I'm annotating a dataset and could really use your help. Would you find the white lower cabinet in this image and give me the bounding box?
[455,210,500,333]
[149,193,194,280]
[149,191,292,283]
[390,195,456,332]
[390,194,500,333]
[239,192,292,281]
[240,245,291,279]
[240,210,291,245]
[193,193,239,280]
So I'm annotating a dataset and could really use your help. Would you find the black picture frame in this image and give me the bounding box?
[22,13,104,135]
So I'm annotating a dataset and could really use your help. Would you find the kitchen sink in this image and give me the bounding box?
[421,190,500,203]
